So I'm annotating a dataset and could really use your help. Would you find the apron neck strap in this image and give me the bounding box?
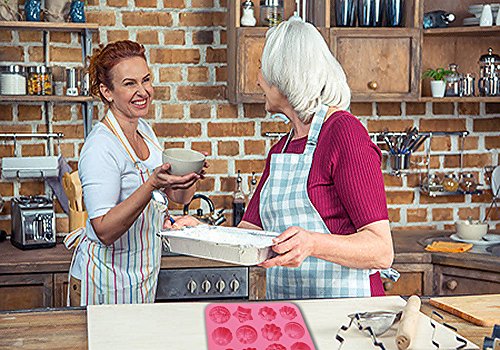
[103,110,141,166]
[304,105,328,154]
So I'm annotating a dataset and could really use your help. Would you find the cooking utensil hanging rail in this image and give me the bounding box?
[0,133,64,139]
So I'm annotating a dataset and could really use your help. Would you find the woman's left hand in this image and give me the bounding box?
[259,226,316,268]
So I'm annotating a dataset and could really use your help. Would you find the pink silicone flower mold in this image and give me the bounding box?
[279,305,297,320]
[236,325,258,344]
[266,344,286,350]
[261,323,283,341]
[233,306,253,323]
[291,342,311,350]
[209,306,231,324]
[212,327,232,346]
[258,306,277,321]
[285,322,305,339]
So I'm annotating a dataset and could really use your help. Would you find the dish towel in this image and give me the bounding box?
[425,241,473,253]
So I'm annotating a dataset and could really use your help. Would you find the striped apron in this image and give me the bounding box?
[70,112,164,305]
[259,105,372,299]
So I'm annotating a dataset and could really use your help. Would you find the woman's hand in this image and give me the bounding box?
[148,163,202,191]
[163,215,202,230]
[259,226,316,268]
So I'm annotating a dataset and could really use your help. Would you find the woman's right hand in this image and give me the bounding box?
[147,163,202,191]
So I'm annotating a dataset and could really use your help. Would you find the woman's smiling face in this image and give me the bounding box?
[100,56,154,119]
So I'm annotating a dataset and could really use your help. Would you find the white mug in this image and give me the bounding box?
[480,4,493,26]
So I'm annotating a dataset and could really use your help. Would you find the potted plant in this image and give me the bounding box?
[422,68,452,98]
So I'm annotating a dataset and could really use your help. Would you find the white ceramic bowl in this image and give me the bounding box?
[162,148,205,176]
[455,220,488,241]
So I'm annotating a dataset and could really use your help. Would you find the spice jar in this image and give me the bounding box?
[28,66,53,95]
[260,0,284,27]
[422,173,442,192]
[459,173,477,193]
[442,173,459,192]
[0,65,27,95]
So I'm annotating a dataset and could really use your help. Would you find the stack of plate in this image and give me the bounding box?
[464,3,500,25]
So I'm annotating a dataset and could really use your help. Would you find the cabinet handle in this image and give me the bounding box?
[446,279,458,291]
[383,281,393,291]
[368,81,379,90]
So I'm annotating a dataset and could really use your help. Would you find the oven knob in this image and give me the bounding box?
[215,279,226,293]
[187,279,197,294]
[229,279,240,292]
[201,280,211,293]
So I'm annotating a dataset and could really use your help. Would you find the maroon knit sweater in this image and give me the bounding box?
[242,110,389,296]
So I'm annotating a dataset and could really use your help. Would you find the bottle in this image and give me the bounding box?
[445,64,462,97]
[248,172,257,200]
[232,170,246,227]
[241,0,257,26]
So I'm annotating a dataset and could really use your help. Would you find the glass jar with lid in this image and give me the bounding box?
[28,66,53,95]
[445,63,462,97]
[0,65,27,95]
[422,173,442,192]
[260,0,284,27]
[442,173,459,192]
[459,173,477,193]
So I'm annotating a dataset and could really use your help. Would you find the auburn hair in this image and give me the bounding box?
[88,40,147,104]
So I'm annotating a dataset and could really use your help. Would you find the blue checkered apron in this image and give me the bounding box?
[259,105,372,299]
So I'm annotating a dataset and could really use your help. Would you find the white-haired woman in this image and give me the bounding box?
[238,18,394,299]
[173,18,394,299]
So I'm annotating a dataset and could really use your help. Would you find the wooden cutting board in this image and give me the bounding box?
[430,294,500,327]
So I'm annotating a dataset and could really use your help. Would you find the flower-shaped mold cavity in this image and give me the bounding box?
[236,325,258,345]
[279,305,297,320]
[291,342,311,350]
[285,322,305,339]
[209,306,231,324]
[266,344,286,350]
[258,306,277,321]
[233,306,253,323]
[242,348,257,350]
[261,323,283,341]
[212,327,232,346]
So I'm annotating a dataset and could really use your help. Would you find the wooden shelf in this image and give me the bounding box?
[423,26,500,36]
[0,95,96,103]
[419,97,500,103]
[0,21,98,32]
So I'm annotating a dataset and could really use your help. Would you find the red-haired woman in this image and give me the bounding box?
[66,40,204,305]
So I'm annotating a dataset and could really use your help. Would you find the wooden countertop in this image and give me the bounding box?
[0,239,251,275]
[1,230,498,274]
[0,298,492,349]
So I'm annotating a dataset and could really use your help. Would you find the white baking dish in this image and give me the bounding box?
[158,225,278,266]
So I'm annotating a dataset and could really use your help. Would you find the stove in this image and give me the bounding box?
[11,195,56,249]
[155,249,250,301]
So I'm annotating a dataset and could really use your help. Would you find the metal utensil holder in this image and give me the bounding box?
[389,153,411,171]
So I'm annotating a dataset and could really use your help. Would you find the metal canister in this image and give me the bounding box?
[461,73,475,97]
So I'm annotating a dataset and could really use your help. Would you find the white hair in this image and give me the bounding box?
[261,19,351,123]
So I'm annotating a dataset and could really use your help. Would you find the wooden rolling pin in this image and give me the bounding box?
[396,295,422,350]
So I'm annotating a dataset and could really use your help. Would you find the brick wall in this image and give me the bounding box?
[0,0,499,234]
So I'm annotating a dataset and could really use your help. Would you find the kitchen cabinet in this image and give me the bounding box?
[53,272,69,308]
[433,265,500,296]
[0,273,53,311]
[227,0,500,103]
[0,21,98,138]
[382,263,433,296]
[330,28,420,101]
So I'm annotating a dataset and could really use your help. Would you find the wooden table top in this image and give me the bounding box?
[0,299,493,349]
